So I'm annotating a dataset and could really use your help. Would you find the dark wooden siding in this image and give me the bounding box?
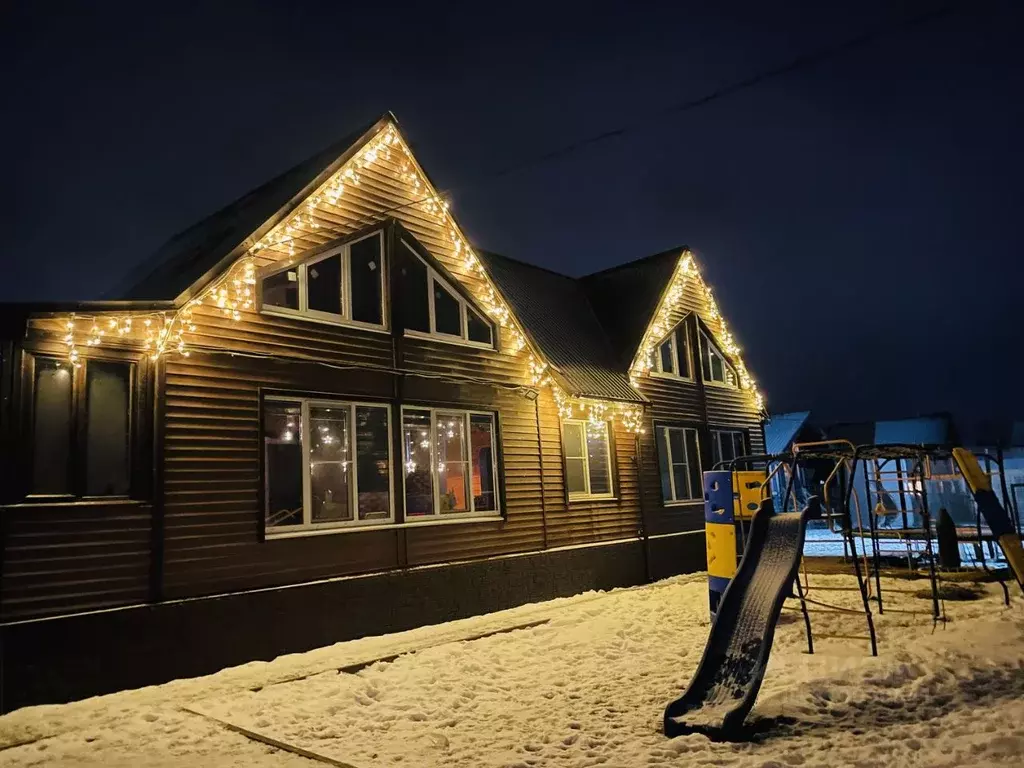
[0,335,156,622]
[1,501,152,621]
[160,353,400,598]
[157,353,645,600]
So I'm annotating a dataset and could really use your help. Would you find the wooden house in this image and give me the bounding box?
[0,113,765,710]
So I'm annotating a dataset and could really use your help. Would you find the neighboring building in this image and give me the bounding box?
[0,113,765,710]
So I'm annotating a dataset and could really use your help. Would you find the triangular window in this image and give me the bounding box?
[650,318,691,379]
[400,239,496,349]
[699,329,737,387]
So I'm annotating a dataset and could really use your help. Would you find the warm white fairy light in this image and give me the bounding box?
[550,387,646,435]
[56,120,655,430]
[630,251,765,413]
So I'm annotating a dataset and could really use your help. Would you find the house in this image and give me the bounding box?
[0,113,765,710]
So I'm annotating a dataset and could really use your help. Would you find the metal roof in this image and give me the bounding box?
[873,415,951,446]
[764,411,812,455]
[105,113,691,405]
[113,115,389,302]
[479,251,645,403]
[579,248,682,368]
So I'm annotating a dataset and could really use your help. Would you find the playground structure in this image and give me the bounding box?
[663,441,1024,739]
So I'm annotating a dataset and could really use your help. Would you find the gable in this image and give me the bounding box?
[618,251,765,412]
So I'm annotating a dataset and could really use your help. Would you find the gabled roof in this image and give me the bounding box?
[114,115,390,302]
[479,252,642,403]
[104,112,749,408]
[579,248,682,368]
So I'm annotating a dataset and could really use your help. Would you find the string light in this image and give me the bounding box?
[629,252,765,414]
[54,120,734,431]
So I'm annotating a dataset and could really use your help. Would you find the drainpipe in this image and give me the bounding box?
[635,428,654,583]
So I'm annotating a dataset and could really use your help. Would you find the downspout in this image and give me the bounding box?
[535,396,548,550]
[636,423,653,583]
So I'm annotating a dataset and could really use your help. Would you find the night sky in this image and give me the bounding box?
[4,1,1022,426]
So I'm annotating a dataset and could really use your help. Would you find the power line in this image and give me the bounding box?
[343,1,963,231]
[476,1,963,186]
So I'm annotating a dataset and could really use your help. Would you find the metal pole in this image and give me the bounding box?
[792,575,814,654]
[995,445,1021,538]
[865,455,884,613]
[917,456,942,623]
[845,453,878,656]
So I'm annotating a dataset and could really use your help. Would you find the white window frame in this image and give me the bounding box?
[658,425,703,504]
[651,323,692,380]
[260,230,388,333]
[711,428,746,468]
[400,240,495,350]
[400,405,501,521]
[562,418,615,501]
[263,396,394,538]
[699,329,738,388]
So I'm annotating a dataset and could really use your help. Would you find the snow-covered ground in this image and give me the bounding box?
[2,571,1024,767]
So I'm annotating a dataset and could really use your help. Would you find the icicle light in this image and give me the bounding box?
[56,121,658,431]
[630,252,765,413]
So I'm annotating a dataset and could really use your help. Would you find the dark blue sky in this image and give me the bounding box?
[3,1,1022,425]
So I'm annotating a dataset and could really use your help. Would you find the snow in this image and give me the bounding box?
[2,571,1024,767]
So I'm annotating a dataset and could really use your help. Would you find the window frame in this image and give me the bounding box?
[656,424,703,505]
[259,230,389,333]
[710,428,747,468]
[22,352,140,502]
[400,240,496,350]
[651,322,692,380]
[699,329,738,388]
[561,418,616,501]
[399,405,502,521]
[263,395,395,539]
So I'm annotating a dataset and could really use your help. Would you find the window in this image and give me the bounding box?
[656,426,702,504]
[401,241,495,348]
[651,324,691,379]
[401,407,500,518]
[562,419,614,499]
[29,356,133,498]
[260,231,385,329]
[699,330,737,387]
[711,429,746,467]
[263,397,392,535]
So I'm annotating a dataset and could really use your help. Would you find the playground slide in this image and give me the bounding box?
[952,448,1024,591]
[664,496,819,738]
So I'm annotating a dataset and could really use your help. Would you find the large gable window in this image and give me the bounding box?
[651,321,691,379]
[699,329,737,387]
[261,231,385,329]
[263,396,393,536]
[401,407,500,518]
[400,241,495,348]
[562,419,614,500]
